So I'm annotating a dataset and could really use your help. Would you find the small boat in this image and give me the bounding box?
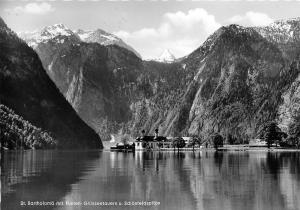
[110,143,135,151]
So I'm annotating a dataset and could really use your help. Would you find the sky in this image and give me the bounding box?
[1,0,300,59]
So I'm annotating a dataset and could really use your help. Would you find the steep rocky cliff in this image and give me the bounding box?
[20,18,300,142]
[255,18,300,133]
[0,18,102,148]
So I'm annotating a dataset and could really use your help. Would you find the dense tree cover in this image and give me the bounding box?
[172,137,186,152]
[227,134,238,145]
[258,121,287,148]
[0,104,56,149]
[188,135,202,151]
[211,133,224,150]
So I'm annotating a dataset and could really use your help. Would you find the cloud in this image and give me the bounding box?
[164,9,219,34]
[5,3,55,15]
[228,12,273,27]
[114,8,221,59]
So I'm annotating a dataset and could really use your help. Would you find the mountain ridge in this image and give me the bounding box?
[18,23,141,58]
[13,17,300,142]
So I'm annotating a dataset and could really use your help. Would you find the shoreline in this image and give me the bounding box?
[110,145,300,152]
[2,145,299,152]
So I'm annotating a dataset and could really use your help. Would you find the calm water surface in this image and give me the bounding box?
[2,150,300,210]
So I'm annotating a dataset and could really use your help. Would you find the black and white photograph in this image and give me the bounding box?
[1,0,300,209]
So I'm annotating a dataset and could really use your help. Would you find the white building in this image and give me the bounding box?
[135,129,172,150]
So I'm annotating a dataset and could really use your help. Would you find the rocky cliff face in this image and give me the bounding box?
[0,18,102,148]
[33,38,144,140]
[254,18,300,133]
[20,18,300,142]
[181,25,300,141]
[277,73,300,132]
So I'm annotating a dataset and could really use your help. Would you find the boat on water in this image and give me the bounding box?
[110,143,135,151]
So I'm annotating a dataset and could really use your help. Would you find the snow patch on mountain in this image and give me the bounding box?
[74,29,140,57]
[42,23,73,37]
[75,30,93,40]
[18,23,141,58]
[75,29,118,44]
[18,23,76,48]
[154,49,176,63]
[254,17,300,43]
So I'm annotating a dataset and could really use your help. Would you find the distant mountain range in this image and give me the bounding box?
[4,17,300,143]
[0,18,102,148]
[18,23,141,58]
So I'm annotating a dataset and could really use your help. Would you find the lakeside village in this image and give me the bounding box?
[110,123,300,152]
[110,128,208,151]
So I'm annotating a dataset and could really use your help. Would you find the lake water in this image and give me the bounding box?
[1,150,300,210]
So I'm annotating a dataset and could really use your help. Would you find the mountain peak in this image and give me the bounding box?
[74,28,141,58]
[188,24,259,60]
[75,28,118,42]
[53,23,65,28]
[222,24,256,36]
[155,49,176,63]
[41,23,73,37]
[18,23,79,48]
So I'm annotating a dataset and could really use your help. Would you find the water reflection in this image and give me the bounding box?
[1,150,100,210]
[2,150,300,210]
